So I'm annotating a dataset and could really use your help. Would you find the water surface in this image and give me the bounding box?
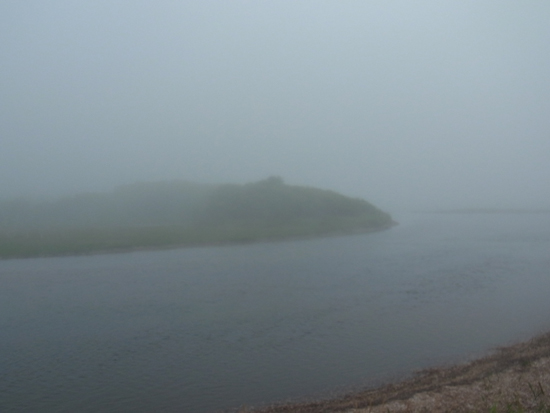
[1,213,550,412]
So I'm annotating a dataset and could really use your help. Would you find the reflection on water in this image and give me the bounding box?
[1,213,550,412]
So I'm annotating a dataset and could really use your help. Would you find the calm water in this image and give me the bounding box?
[1,213,550,412]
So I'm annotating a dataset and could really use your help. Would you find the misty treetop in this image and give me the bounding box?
[200,177,389,225]
[0,178,395,258]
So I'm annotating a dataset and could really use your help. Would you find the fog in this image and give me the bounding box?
[2,1,549,211]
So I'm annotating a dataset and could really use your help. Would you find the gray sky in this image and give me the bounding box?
[1,1,549,210]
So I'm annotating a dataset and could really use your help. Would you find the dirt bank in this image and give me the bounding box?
[249,332,550,412]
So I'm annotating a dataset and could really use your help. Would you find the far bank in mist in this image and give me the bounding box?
[0,177,395,259]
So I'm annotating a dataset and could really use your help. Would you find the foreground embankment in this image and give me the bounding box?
[250,332,550,413]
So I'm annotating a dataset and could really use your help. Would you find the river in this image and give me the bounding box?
[1,212,550,412]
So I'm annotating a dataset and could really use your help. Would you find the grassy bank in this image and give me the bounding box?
[248,332,550,413]
[0,215,394,259]
[0,178,394,259]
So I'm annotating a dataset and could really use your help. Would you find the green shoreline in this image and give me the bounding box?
[0,219,397,260]
[0,178,395,259]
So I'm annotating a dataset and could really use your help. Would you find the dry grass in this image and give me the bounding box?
[247,332,550,413]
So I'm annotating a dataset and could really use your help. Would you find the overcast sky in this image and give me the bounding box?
[1,1,549,210]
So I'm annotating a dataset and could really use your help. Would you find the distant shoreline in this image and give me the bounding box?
[418,208,550,214]
[250,331,550,412]
[0,221,397,260]
[0,178,395,260]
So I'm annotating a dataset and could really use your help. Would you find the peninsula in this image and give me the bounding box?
[0,177,395,259]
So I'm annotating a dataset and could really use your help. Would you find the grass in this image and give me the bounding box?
[0,214,394,259]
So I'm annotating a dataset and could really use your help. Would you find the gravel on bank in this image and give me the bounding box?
[247,331,550,413]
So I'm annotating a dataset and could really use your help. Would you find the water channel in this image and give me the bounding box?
[1,212,550,412]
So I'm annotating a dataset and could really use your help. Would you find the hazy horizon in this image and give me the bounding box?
[2,1,550,212]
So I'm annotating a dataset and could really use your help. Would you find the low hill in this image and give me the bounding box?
[0,177,395,258]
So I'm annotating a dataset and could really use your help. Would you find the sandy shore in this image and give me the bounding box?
[249,331,550,413]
